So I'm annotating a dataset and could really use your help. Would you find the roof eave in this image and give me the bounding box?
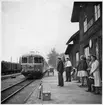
[66,30,79,45]
[71,2,81,22]
[65,44,74,54]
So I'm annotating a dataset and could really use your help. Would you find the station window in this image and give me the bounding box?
[76,52,79,65]
[84,46,90,59]
[94,4,100,21]
[83,18,87,32]
[22,57,27,63]
[95,39,99,59]
[87,18,93,29]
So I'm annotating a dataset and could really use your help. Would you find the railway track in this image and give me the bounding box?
[1,73,21,80]
[1,79,34,104]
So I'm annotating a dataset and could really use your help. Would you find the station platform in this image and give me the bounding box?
[26,70,102,104]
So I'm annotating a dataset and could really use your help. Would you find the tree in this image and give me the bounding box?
[47,48,59,68]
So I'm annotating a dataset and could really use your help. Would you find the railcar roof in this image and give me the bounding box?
[21,54,43,58]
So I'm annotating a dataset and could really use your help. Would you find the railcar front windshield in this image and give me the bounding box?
[21,56,43,64]
[34,57,43,63]
[22,57,27,63]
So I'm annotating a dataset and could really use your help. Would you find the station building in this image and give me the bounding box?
[65,2,102,79]
[65,30,80,68]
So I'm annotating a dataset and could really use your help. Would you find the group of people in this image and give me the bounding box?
[57,54,101,95]
[77,55,101,94]
[57,57,72,87]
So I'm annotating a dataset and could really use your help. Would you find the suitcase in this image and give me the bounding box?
[42,91,51,101]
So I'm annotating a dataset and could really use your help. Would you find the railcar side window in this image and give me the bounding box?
[22,57,27,63]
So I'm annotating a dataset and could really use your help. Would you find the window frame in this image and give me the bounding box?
[22,57,28,63]
[83,17,87,33]
[76,51,79,66]
[83,3,101,33]
[84,46,90,59]
[94,4,100,21]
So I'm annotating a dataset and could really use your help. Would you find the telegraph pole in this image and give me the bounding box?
[10,57,12,62]
[17,58,18,63]
[11,57,12,71]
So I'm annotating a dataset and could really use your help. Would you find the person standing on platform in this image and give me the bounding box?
[90,55,101,94]
[65,58,72,82]
[76,61,81,83]
[86,55,94,92]
[57,57,64,87]
[77,55,88,87]
[86,56,92,75]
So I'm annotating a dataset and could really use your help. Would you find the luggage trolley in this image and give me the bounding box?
[48,67,54,76]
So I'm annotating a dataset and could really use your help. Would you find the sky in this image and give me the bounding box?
[1,0,79,62]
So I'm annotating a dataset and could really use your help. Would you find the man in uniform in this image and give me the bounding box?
[65,58,72,82]
[57,57,64,86]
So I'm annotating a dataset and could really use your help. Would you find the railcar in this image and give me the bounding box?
[20,53,48,79]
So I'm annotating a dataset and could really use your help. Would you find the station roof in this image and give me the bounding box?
[65,30,79,54]
[71,2,88,22]
[66,30,79,45]
[71,2,81,22]
[71,2,101,22]
[65,44,73,54]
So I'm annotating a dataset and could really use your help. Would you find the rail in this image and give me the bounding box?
[1,73,21,80]
[1,79,34,104]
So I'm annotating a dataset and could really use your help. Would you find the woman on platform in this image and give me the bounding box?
[77,55,88,87]
[90,55,101,94]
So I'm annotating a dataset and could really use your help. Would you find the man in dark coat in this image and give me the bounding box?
[57,57,64,86]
